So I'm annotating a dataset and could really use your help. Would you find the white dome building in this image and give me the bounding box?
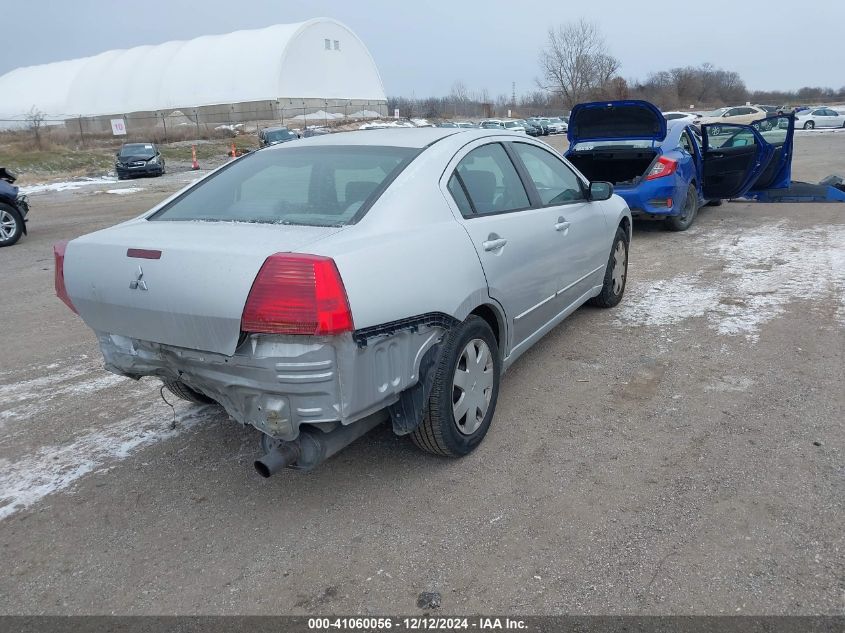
[0,18,387,129]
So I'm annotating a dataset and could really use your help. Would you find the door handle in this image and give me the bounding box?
[482,238,507,252]
[555,217,571,232]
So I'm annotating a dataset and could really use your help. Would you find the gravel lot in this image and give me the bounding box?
[0,132,843,615]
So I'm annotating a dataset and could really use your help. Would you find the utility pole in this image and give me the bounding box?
[512,82,516,108]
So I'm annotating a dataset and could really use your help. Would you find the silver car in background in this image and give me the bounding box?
[55,128,631,476]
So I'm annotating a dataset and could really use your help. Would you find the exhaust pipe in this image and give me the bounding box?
[254,442,300,478]
[254,410,387,477]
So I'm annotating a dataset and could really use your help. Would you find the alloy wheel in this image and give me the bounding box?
[0,209,17,242]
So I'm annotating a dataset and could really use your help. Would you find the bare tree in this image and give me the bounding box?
[25,106,46,150]
[449,80,469,116]
[538,19,620,108]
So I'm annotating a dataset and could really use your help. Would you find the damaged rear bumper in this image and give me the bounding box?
[98,323,447,441]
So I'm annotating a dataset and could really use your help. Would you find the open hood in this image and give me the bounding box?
[567,100,667,145]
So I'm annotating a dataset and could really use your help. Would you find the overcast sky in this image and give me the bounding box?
[2,0,838,97]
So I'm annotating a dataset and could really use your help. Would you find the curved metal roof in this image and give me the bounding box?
[0,18,385,122]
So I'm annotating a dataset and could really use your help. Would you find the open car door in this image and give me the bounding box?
[700,123,775,199]
[746,114,795,193]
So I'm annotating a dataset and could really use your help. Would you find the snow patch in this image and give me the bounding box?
[0,405,216,521]
[20,176,117,195]
[105,187,143,195]
[617,222,845,340]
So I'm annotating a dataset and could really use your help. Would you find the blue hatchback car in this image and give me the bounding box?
[565,100,794,230]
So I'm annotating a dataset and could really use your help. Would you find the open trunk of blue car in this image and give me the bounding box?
[567,147,659,187]
[566,100,665,187]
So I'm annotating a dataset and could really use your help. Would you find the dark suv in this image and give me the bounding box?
[0,168,29,247]
[115,143,165,180]
[259,126,299,147]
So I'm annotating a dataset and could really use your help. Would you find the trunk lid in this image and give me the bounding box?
[64,220,344,355]
[567,100,667,145]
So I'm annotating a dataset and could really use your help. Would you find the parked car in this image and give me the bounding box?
[546,117,569,134]
[527,118,551,135]
[436,121,459,128]
[480,119,505,129]
[663,111,701,125]
[520,120,542,137]
[794,107,845,130]
[455,121,477,128]
[54,128,631,474]
[565,100,795,231]
[697,105,769,134]
[0,167,29,247]
[259,126,299,147]
[115,143,165,180]
[502,120,527,133]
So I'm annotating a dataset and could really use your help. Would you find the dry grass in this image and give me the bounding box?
[0,128,262,184]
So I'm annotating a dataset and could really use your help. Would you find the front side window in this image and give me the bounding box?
[512,142,584,206]
[150,146,417,226]
[453,143,529,215]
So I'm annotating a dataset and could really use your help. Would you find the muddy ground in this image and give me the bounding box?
[0,131,843,615]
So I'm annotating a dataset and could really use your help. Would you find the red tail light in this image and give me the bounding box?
[53,240,78,314]
[241,253,353,336]
[645,156,678,180]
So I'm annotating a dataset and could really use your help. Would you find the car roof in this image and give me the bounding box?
[268,127,466,148]
[265,128,524,150]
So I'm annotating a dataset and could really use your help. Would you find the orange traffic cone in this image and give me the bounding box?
[191,145,200,170]
[230,142,237,158]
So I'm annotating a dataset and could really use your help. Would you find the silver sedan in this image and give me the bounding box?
[55,128,631,475]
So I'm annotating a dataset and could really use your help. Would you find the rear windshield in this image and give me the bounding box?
[149,145,418,226]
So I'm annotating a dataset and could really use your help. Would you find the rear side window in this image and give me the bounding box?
[447,174,473,217]
[511,142,584,205]
[453,143,529,215]
[150,146,418,226]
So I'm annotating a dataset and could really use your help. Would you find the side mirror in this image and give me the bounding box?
[589,181,613,201]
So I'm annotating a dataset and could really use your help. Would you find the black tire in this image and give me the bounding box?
[665,184,699,232]
[411,316,501,457]
[804,121,814,130]
[0,203,24,247]
[162,379,216,405]
[589,226,628,308]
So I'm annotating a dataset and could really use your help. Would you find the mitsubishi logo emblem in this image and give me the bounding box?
[129,265,148,291]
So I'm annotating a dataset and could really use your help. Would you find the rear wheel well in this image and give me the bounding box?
[619,216,631,242]
[469,304,502,349]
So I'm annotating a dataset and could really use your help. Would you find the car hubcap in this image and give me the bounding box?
[452,338,494,435]
[611,241,626,295]
[0,209,17,242]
